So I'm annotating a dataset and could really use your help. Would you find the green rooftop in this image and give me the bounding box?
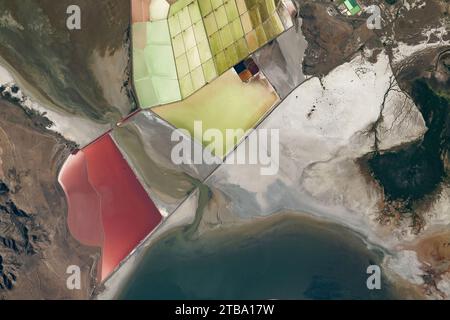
[344,0,361,15]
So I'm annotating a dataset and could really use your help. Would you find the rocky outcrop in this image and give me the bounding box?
[0,181,35,292]
[297,2,375,76]
[0,98,98,299]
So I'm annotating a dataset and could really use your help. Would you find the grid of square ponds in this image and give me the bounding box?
[133,20,181,107]
[169,1,218,98]
[199,0,285,74]
[168,0,285,98]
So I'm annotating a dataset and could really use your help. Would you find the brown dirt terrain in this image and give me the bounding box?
[416,232,450,274]
[406,231,450,297]
[296,1,376,76]
[379,0,448,47]
[0,0,133,124]
[296,0,448,77]
[395,46,450,97]
[0,99,98,299]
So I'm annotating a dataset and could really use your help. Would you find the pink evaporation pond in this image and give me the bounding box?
[59,134,162,281]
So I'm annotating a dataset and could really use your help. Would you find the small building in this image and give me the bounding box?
[343,0,361,16]
[233,58,260,82]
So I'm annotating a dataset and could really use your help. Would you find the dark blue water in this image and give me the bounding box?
[119,214,399,300]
